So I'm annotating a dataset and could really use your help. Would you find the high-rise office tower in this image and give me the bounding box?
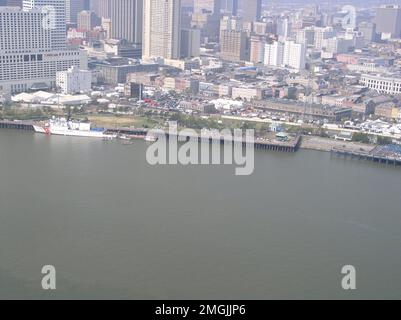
[194,0,220,14]
[143,0,181,60]
[90,0,111,19]
[296,26,315,48]
[358,22,377,44]
[181,0,193,8]
[180,27,201,58]
[191,0,221,42]
[0,0,23,6]
[0,6,87,94]
[375,5,401,38]
[220,15,242,31]
[78,10,101,31]
[314,26,335,50]
[241,0,261,23]
[109,0,142,45]
[220,29,249,61]
[283,40,305,70]
[249,36,266,64]
[66,0,86,25]
[253,21,268,35]
[263,40,305,70]
[277,18,292,38]
[221,0,238,16]
[181,10,192,28]
[23,0,67,50]
[264,41,284,67]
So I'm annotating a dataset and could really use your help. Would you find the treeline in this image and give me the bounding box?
[352,132,392,145]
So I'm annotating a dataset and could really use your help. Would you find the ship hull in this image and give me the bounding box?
[49,129,106,138]
[33,118,117,139]
[33,125,47,134]
[34,125,113,139]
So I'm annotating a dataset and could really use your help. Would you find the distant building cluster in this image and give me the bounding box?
[0,0,401,126]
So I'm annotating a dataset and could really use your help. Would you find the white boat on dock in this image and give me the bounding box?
[144,133,158,142]
[33,117,117,139]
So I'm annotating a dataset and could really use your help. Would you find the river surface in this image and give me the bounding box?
[1,129,401,299]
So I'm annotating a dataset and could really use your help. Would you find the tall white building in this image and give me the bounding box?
[0,6,87,94]
[0,7,52,54]
[143,0,181,60]
[23,0,67,50]
[264,40,305,70]
[283,40,305,70]
[194,0,220,14]
[220,15,242,31]
[314,27,334,50]
[56,66,91,94]
[264,42,284,67]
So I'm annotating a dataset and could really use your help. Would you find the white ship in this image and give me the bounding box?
[33,117,116,139]
[144,133,158,142]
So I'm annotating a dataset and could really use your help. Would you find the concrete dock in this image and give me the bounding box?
[106,127,302,152]
[0,120,301,153]
[331,147,401,166]
[0,120,35,130]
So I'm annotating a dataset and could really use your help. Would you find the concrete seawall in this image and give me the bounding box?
[106,127,302,153]
[0,120,35,130]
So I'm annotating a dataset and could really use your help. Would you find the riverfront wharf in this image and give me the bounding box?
[106,128,302,152]
[331,147,401,166]
[0,120,34,131]
[0,120,301,152]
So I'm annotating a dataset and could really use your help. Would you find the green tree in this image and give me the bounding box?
[352,132,370,144]
[377,136,392,145]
